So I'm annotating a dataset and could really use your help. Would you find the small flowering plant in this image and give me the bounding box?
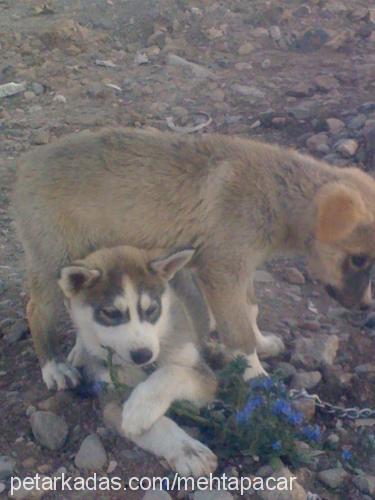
[173,356,322,466]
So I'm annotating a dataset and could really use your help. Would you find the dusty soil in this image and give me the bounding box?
[0,0,374,499]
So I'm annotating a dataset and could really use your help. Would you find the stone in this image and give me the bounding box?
[75,434,107,471]
[285,268,306,285]
[24,91,36,100]
[286,82,313,98]
[353,474,375,495]
[238,42,253,55]
[0,455,16,480]
[292,334,339,368]
[269,26,282,41]
[363,311,375,328]
[30,411,68,450]
[306,133,330,154]
[4,319,29,344]
[254,270,274,283]
[291,371,322,389]
[286,104,313,120]
[193,492,233,500]
[276,362,297,379]
[314,74,339,92]
[335,138,359,157]
[53,94,66,104]
[326,118,345,135]
[31,82,44,95]
[231,84,265,99]
[235,62,253,71]
[0,482,5,494]
[261,59,271,69]
[299,320,320,332]
[354,363,375,375]
[143,492,172,500]
[257,466,307,499]
[299,29,329,52]
[30,129,49,145]
[348,114,367,129]
[318,467,348,489]
[292,398,316,421]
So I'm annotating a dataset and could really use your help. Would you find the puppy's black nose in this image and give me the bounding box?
[130,348,153,365]
[325,285,337,300]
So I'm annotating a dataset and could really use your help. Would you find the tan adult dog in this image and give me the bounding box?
[14,127,375,389]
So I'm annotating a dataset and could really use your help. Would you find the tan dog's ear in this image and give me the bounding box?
[315,183,372,243]
[58,266,100,298]
[149,247,195,280]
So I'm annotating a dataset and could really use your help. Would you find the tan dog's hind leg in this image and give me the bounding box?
[27,279,80,390]
[249,303,285,359]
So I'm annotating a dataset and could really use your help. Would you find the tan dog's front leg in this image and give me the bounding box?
[248,302,285,358]
[197,272,267,380]
[27,279,80,390]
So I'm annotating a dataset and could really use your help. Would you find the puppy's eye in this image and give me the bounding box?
[99,307,128,324]
[350,255,369,269]
[144,302,160,322]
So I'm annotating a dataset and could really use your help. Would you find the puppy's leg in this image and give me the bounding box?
[27,275,80,390]
[121,359,217,438]
[197,270,266,380]
[104,403,217,477]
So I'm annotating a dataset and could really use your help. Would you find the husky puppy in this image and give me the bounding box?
[58,244,218,477]
[14,128,375,389]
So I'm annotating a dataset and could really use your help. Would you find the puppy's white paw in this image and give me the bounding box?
[42,360,81,390]
[168,437,217,477]
[67,340,84,367]
[122,386,165,438]
[257,334,285,359]
[243,352,268,381]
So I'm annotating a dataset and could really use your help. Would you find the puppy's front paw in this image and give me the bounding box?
[67,340,84,367]
[42,360,81,390]
[121,387,165,438]
[243,352,268,381]
[257,334,285,359]
[168,437,217,477]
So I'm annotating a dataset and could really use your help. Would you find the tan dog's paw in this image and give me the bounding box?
[168,437,217,477]
[42,360,81,390]
[243,352,268,381]
[257,334,285,359]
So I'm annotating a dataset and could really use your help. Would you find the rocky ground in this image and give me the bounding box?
[0,0,374,498]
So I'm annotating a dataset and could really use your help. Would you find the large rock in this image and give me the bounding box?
[292,334,339,369]
[318,468,348,489]
[0,455,16,480]
[256,466,307,500]
[291,371,322,390]
[75,434,107,471]
[353,474,375,496]
[193,492,233,500]
[30,411,68,450]
[143,492,172,500]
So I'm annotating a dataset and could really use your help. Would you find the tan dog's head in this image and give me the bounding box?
[58,245,194,366]
[309,172,375,309]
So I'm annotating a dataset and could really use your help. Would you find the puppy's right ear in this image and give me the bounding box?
[58,266,100,298]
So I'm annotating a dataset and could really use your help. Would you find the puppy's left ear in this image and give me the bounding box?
[149,247,195,281]
[58,266,100,298]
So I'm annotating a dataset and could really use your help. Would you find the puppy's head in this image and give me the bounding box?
[309,174,375,309]
[58,245,194,366]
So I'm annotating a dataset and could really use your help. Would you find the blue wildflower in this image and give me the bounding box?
[236,395,263,424]
[341,449,352,461]
[272,398,303,425]
[272,440,282,451]
[250,377,274,391]
[302,425,321,442]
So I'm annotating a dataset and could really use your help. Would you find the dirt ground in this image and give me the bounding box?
[0,0,374,499]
